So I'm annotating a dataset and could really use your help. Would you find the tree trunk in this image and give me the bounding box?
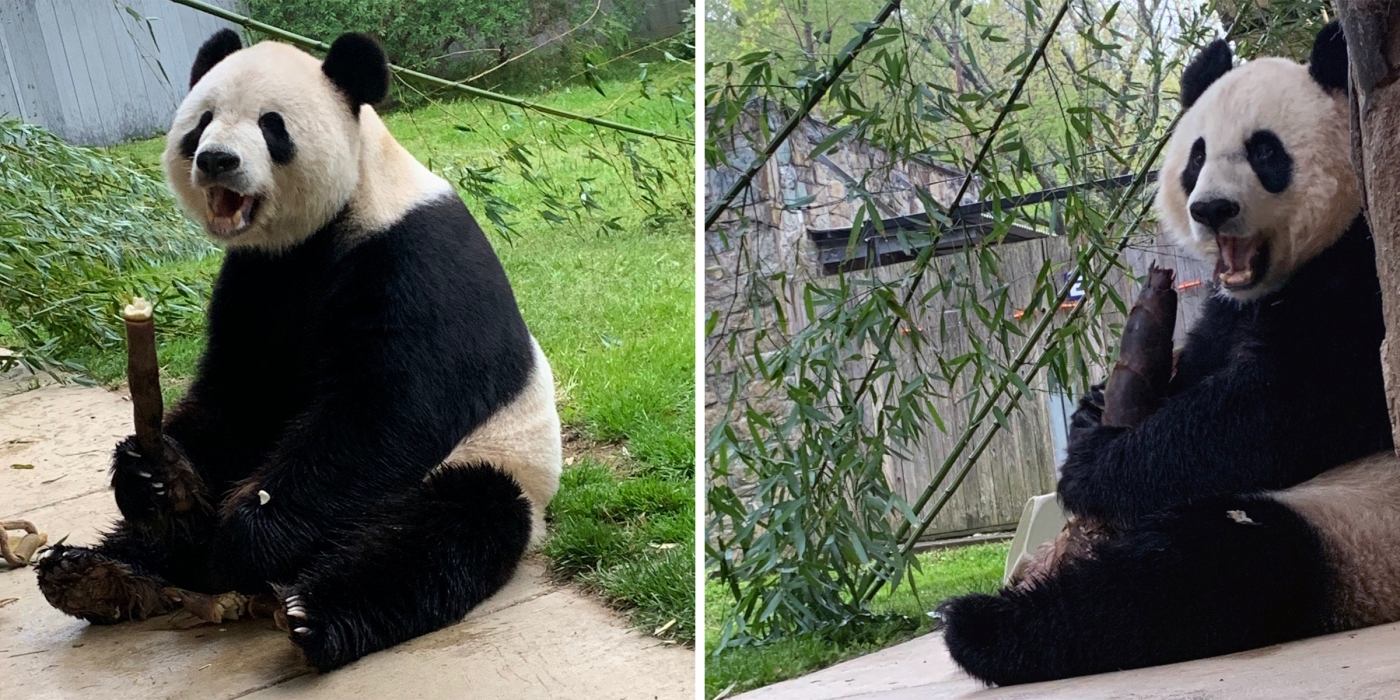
[1338,2,1400,452]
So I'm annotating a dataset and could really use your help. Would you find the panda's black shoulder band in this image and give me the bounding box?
[322,33,391,113]
[1180,39,1233,109]
[190,29,242,89]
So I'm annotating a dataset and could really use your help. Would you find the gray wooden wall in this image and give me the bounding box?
[0,0,236,146]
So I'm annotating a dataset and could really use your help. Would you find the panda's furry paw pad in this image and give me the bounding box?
[34,545,177,624]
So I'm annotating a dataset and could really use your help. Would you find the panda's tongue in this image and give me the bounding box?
[210,186,246,218]
[1216,236,1259,287]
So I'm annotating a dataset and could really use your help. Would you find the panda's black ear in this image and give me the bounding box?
[1180,39,1233,109]
[190,29,241,89]
[322,33,390,110]
[1309,21,1349,93]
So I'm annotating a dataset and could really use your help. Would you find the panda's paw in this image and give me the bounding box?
[34,545,178,624]
[1069,383,1106,434]
[111,435,209,531]
[274,585,353,671]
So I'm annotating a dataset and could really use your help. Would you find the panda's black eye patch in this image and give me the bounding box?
[179,111,214,160]
[1245,129,1292,194]
[1181,137,1206,195]
[258,112,295,165]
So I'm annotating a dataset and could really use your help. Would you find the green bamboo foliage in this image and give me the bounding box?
[705,0,1324,649]
[0,120,214,377]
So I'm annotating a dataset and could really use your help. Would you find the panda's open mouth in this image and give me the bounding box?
[1215,235,1269,290]
[205,186,260,239]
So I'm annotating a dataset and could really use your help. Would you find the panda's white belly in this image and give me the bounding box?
[437,336,562,545]
[1272,452,1400,627]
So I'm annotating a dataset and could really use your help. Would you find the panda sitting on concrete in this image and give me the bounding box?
[942,23,1400,685]
[35,30,561,671]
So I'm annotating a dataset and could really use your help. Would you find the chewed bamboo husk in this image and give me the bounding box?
[1102,264,1177,428]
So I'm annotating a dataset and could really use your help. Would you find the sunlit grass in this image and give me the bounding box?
[704,542,1010,697]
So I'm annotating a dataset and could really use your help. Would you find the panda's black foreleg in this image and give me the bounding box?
[941,495,1335,686]
[273,462,532,671]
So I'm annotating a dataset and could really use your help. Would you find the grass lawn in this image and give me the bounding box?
[704,542,1010,698]
[12,60,694,642]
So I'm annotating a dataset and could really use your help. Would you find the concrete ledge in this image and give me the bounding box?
[732,624,1400,700]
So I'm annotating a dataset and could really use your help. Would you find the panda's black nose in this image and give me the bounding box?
[1189,198,1240,230]
[196,150,241,176]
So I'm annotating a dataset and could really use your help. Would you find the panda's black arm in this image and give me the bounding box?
[1056,356,1329,527]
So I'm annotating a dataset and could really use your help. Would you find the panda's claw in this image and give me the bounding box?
[294,626,311,635]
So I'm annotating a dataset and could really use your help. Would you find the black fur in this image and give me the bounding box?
[37,195,537,670]
[190,29,242,88]
[1057,216,1390,527]
[321,33,390,110]
[179,111,213,160]
[1180,137,1205,195]
[277,465,531,670]
[1309,21,1348,93]
[1245,129,1293,194]
[258,112,295,165]
[942,495,1334,685]
[1180,39,1233,108]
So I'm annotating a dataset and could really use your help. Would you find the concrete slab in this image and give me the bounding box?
[731,624,1400,700]
[0,386,694,700]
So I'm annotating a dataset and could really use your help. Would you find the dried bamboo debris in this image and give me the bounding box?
[1,520,47,567]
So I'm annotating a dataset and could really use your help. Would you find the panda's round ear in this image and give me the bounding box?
[1180,39,1233,109]
[1309,21,1348,93]
[322,33,390,110]
[190,29,241,89]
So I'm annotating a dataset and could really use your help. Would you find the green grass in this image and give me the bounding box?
[75,61,695,641]
[704,542,1010,698]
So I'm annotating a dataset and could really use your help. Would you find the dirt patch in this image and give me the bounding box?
[561,425,634,473]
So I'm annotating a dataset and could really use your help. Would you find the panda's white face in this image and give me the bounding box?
[163,42,362,252]
[1157,57,1359,301]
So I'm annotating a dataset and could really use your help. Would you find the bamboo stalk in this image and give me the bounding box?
[122,297,163,459]
[166,0,692,146]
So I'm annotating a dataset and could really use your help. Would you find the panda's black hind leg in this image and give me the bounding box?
[941,495,1337,686]
[279,463,532,671]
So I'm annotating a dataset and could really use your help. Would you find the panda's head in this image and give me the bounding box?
[163,30,390,251]
[1156,23,1358,301]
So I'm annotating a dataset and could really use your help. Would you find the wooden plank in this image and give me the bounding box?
[34,1,84,140]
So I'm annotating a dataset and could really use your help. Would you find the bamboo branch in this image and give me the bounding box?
[703,1,903,230]
[166,0,692,146]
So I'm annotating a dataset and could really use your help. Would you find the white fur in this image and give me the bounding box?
[439,337,563,546]
[1272,453,1400,627]
[1156,57,1360,301]
[163,41,452,252]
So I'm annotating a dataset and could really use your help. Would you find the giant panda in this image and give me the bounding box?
[941,23,1400,685]
[33,29,562,671]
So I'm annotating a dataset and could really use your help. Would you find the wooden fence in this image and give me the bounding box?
[0,0,236,146]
